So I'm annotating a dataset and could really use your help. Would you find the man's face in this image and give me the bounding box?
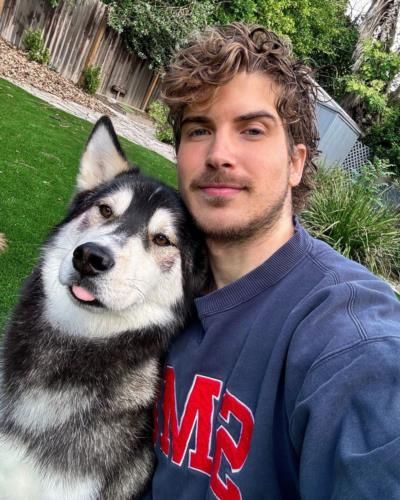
[177,72,306,242]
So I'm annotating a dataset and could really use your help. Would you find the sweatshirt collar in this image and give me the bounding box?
[195,221,312,318]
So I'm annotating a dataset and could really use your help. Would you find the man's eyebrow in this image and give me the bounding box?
[181,115,210,127]
[181,111,278,127]
[234,111,278,123]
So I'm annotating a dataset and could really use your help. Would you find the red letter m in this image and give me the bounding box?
[160,366,222,473]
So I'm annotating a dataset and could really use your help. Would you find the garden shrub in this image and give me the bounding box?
[301,160,400,281]
[23,29,50,65]
[81,66,101,95]
[148,100,174,145]
[366,111,400,179]
[342,40,400,179]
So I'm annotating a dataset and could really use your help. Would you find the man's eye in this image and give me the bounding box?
[188,128,209,137]
[99,204,113,219]
[244,128,263,136]
[153,233,171,247]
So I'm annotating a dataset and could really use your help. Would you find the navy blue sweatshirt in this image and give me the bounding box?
[147,223,400,499]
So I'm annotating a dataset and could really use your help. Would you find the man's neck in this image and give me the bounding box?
[207,216,295,290]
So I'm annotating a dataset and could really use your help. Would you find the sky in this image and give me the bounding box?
[347,0,372,19]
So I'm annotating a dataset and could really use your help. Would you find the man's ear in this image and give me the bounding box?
[77,116,130,192]
[289,144,307,187]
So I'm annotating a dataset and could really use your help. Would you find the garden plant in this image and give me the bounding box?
[301,160,400,284]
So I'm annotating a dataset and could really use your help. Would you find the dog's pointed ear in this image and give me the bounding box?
[77,116,131,192]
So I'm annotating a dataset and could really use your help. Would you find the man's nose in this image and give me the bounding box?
[205,132,235,169]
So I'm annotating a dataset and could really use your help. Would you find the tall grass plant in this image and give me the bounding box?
[301,160,400,281]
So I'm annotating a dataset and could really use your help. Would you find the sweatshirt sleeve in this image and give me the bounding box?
[288,281,400,500]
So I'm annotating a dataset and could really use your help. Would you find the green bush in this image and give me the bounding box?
[23,29,50,65]
[366,111,400,178]
[81,66,101,95]
[301,160,400,281]
[148,100,174,145]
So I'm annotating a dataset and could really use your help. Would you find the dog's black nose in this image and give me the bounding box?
[72,243,115,276]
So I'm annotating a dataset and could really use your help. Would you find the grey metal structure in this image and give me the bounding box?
[316,86,367,169]
[341,140,371,173]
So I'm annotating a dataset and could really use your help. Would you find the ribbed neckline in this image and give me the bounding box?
[195,222,312,318]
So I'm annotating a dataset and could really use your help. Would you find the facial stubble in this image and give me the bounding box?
[187,182,290,244]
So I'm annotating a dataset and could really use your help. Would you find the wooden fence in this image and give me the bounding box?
[0,0,159,110]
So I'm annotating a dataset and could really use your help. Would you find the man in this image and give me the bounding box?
[147,23,400,499]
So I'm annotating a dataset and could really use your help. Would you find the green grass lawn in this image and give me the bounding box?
[0,78,176,330]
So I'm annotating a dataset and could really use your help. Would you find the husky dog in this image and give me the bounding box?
[0,117,205,500]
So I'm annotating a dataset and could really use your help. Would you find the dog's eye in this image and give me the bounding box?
[99,204,113,219]
[153,233,171,247]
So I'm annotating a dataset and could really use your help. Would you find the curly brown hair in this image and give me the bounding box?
[161,22,320,213]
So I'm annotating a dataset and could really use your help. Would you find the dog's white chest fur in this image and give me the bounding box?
[0,436,101,500]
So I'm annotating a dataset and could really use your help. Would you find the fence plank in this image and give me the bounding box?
[0,0,159,109]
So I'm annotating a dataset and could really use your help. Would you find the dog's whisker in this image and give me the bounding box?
[51,244,73,251]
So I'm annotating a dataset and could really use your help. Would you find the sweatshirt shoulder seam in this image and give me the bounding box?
[309,335,400,374]
[305,243,340,285]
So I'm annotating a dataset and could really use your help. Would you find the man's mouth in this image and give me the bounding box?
[198,184,245,197]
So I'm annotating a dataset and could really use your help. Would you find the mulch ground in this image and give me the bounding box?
[0,37,111,115]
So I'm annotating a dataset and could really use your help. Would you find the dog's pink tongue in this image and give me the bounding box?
[72,285,96,302]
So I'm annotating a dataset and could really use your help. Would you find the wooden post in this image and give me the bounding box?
[0,0,6,19]
[142,72,160,111]
[79,7,108,84]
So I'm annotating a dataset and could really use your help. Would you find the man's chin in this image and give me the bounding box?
[200,220,271,243]
[197,205,287,244]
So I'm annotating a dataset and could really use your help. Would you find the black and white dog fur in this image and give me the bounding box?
[0,117,205,499]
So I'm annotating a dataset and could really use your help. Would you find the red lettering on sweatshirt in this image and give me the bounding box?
[160,366,222,473]
[157,367,255,500]
[210,391,255,500]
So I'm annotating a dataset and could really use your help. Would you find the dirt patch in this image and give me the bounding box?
[0,37,111,115]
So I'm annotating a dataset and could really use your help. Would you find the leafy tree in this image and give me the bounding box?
[367,112,400,173]
[339,0,400,177]
[102,0,357,99]
[341,39,400,177]
[212,0,358,99]
[103,0,215,69]
[310,17,358,100]
[213,0,351,58]
[343,39,400,116]
[351,0,400,73]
